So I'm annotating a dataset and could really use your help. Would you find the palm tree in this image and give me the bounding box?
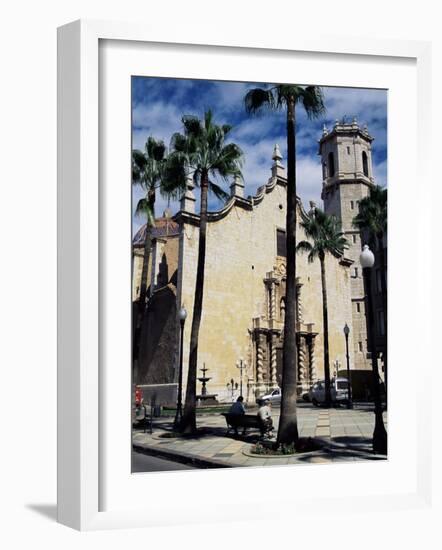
[353,185,388,400]
[132,137,184,364]
[297,207,348,407]
[169,110,243,433]
[245,84,325,446]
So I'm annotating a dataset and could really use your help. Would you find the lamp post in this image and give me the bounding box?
[174,306,187,430]
[360,245,387,454]
[343,323,353,409]
[236,357,247,397]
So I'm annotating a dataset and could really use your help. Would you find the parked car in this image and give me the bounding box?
[258,387,282,405]
[309,377,351,406]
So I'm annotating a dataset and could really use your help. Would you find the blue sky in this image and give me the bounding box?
[132,77,387,233]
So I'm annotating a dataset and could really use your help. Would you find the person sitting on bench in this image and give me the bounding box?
[228,396,246,434]
[257,399,273,437]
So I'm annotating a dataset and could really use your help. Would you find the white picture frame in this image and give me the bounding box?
[57,19,433,531]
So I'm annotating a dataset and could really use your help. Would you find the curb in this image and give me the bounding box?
[132,443,235,469]
[242,449,296,458]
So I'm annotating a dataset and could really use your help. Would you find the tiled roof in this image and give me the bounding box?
[133,217,179,245]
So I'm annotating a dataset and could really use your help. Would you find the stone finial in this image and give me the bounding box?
[352,116,358,124]
[322,124,328,136]
[230,173,244,198]
[272,143,283,163]
[180,174,196,213]
[271,144,286,179]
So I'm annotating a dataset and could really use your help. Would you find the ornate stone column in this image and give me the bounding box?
[256,331,266,394]
[269,332,278,389]
[296,280,303,324]
[308,336,317,381]
[265,272,277,321]
[298,336,307,388]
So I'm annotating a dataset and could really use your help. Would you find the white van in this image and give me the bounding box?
[309,377,350,406]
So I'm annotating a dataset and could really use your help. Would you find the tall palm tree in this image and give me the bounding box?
[297,207,348,407]
[245,84,325,446]
[169,110,243,433]
[353,185,388,399]
[132,137,184,364]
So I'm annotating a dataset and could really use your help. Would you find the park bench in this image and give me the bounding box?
[221,413,272,437]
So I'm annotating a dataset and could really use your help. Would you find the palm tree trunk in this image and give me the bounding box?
[180,172,209,433]
[320,252,332,406]
[133,192,155,367]
[277,97,299,446]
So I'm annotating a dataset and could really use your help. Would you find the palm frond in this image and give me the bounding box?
[353,185,387,237]
[209,181,230,201]
[182,115,203,138]
[146,137,166,161]
[244,87,276,115]
[161,152,187,200]
[170,132,188,153]
[300,207,348,259]
[135,198,155,226]
[132,149,148,184]
[296,240,313,254]
[301,86,326,119]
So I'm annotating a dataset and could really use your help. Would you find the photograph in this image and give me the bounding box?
[130,76,388,472]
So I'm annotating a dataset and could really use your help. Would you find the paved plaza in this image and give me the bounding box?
[132,403,388,470]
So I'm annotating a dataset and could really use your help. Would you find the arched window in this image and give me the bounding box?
[280,298,286,322]
[328,152,335,177]
[362,151,369,177]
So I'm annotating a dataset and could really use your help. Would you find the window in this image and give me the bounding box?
[328,152,335,177]
[352,234,357,244]
[356,302,361,313]
[276,229,286,257]
[354,267,358,278]
[362,151,369,177]
[347,146,351,154]
[280,298,286,321]
[350,200,355,210]
[358,341,363,352]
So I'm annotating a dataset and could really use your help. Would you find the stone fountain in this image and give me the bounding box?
[196,364,219,406]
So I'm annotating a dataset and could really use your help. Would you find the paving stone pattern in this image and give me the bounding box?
[132,405,388,469]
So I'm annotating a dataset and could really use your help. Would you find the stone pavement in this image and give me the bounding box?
[132,403,388,469]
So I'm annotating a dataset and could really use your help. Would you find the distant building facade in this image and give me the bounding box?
[132,122,385,402]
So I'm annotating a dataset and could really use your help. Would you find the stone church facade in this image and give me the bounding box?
[133,121,380,403]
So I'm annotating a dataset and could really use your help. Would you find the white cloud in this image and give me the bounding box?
[131,82,387,233]
[373,158,387,187]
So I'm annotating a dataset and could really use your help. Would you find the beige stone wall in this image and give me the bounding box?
[177,176,355,401]
[132,248,150,300]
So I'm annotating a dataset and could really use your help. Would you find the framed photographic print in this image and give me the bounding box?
[57,19,432,530]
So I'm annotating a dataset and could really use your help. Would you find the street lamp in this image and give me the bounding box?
[360,245,387,454]
[236,357,247,398]
[174,306,187,429]
[343,323,353,409]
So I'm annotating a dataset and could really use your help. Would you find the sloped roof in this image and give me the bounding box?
[133,216,179,245]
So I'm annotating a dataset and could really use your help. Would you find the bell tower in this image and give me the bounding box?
[319,119,375,371]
